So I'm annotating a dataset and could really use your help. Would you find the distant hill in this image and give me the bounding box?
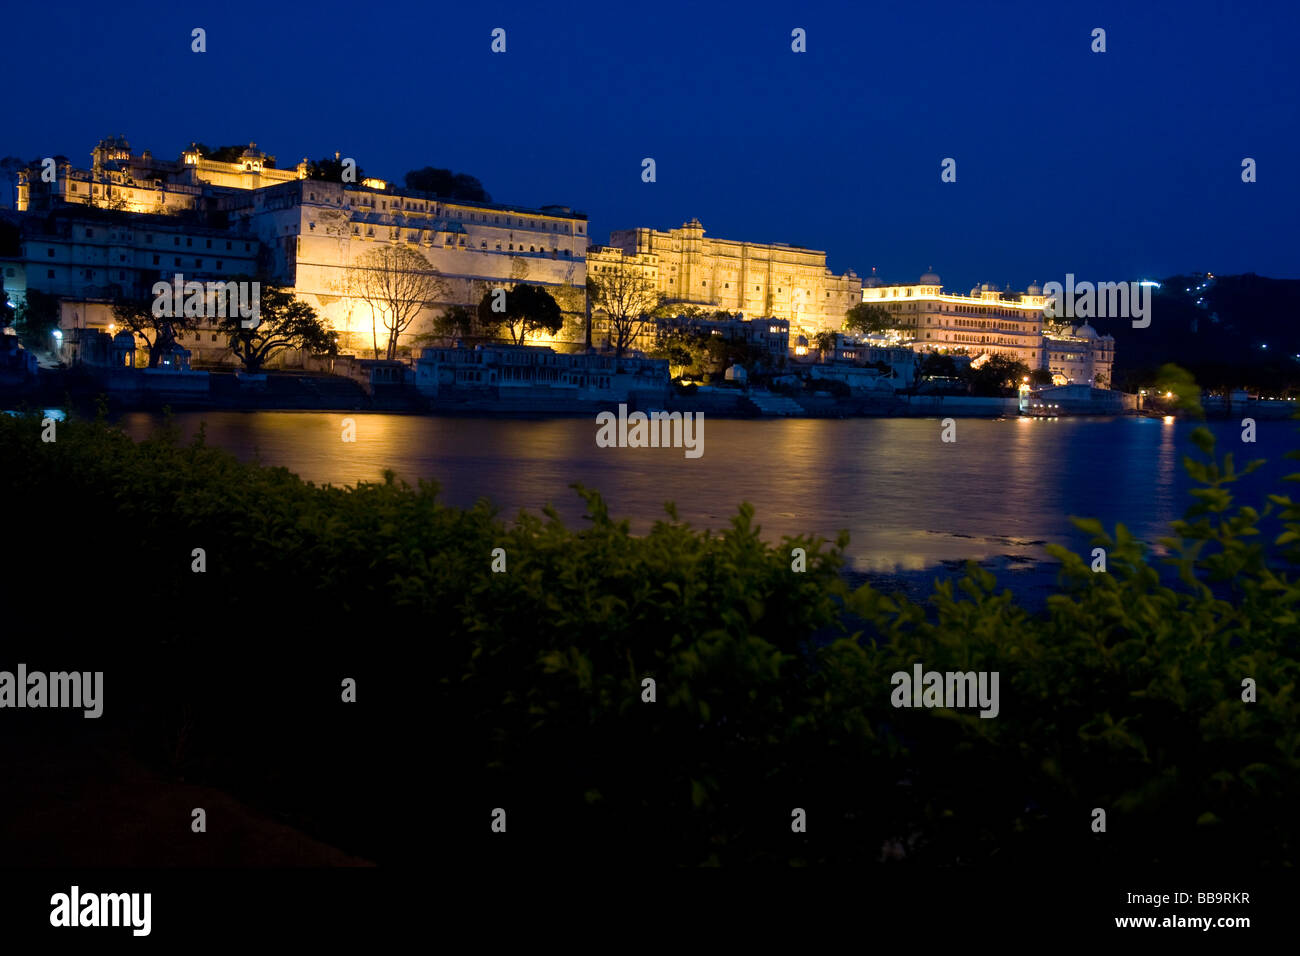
[1105,273,1300,392]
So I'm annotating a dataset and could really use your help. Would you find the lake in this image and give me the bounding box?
[117,411,1297,602]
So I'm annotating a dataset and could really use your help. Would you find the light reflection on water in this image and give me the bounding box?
[117,412,1293,576]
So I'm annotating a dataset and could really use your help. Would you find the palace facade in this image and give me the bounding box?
[7,138,592,359]
[861,272,1115,386]
[605,218,860,336]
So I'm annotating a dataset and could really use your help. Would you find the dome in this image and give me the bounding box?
[1077,322,1098,339]
[863,267,884,288]
[919,270,941,285]
[1026,281,1042,295]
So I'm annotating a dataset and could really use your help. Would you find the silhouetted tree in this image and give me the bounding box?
[403,167,491,201]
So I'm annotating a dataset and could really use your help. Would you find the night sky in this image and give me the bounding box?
[8,0,1297,291]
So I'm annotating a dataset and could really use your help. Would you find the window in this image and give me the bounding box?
[153,255,160,265]
[226,241,232,250]
[217,261,223,269]
[205,239,212,249]
[47,269,54,279]
[174,237,180,246]
[195,259,202,267]
[47,248,55,257]
[186,238,192,247]
[174,258,181,266]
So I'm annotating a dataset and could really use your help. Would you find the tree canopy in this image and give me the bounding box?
[404,167,491,202]
[216,279,336,373]
[477,284,563,346]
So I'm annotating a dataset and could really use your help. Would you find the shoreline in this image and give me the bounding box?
[7,379,1280,420]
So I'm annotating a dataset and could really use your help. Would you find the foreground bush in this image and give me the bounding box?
[0,410,1295,866]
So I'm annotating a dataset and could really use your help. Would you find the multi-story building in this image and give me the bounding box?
[18,138,309,215]
[860,272,1116,386]
[222,179,590,355]
[10,138,591,359]
[607,218,859,337]
[1,206,262,365]
[1044,323,1114,387]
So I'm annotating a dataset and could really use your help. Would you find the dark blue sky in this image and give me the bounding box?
[8,0,1297,290]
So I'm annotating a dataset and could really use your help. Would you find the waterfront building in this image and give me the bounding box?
[607,218,860,337]
[18,138,308,215]
[223,179,589,355]
[0,206,262,366]
[414,343,667,404]
[1043,322,1114,387]
[861,272,1116,386]
[12,138,590,360]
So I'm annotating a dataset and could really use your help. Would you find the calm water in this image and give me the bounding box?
[116,412,1297,595]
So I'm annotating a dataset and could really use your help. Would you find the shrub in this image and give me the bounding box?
[0,410,1295,866]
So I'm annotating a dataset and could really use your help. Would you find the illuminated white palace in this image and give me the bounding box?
[10,138,591,357]
[603,218,861,335]
[861,271,1116,386]
[17,137,310,214]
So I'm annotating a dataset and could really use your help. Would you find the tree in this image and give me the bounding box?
[13,289,61,352]
[352,245,447,360]
[477,284,563,346]
[194,144,257,165]
[966,354,1031,396]
[813,331,837,353]
[844,303,894,336]
[307,155,365,183]
[650,316,712,379]
[920,352,958,378]
[431,304,496,345]
[1030,367,1055,386]
[112,294,198,367]
[403,167,490,201]
[593,261,661,356]
[584,276,602,349]
[215,280,336,373]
